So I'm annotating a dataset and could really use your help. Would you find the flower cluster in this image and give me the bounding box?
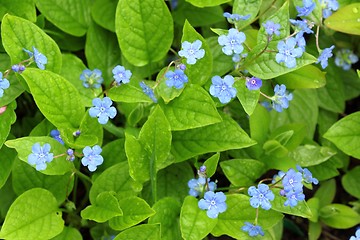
[271,84,293,112]
[263,20,281,37]
[321,0,339,18]
[242,222,264,237]
[296,0,315,17]
[80,69,103,89]
[335,49,359,71]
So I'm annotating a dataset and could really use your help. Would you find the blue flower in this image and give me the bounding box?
[23,46,47,70]
[209,75,237,104]
[80,69,103,88]
[320,0,339,18]
[317,45,335,69]
[165,69,188,89]
[178,64,186,70]
[296,165,319,185]
[335,49,359,71]
[276,37,304,68]
[188,177,216,197]
[263,20,281,36]
[81,145,104,172]
[11,64,26,73]
[241,222,265,237]
[198,191,227,218]
[140,81,157,103]
[28,143,54,171]
[50,129,64,145]
[248,183,275,210]
[112,65,132,85]
[89,97,117,124]
[178,40,205,65]
[296,0,316,17]
[246,77,262,90]
[66,149,75,161]
[284,189,305,207]
[271,84,293,112]
[289,19,314,35]
[218,28,246,56]
[0,72,10,98]
[294,33,306,52]
[282,168,303,193]
[350,229,360,240]
[223,12,251,22]
[73,130,81,137]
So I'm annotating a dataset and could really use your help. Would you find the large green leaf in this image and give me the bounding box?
[0,146,16,189]
[171,114,256,162]
[324,111,360,159]
[342,166,360,199]
[180,196,218,240]
[22,69,85,130]
[0,101,16,149]
[51,227,82,240]
[91,0,116,32]
[114,224,160,240]
[234,80,260,116]
[36,0,91,36]
[115,0,173,66]
[0,188,64,239]
[185,0,230,7]
[1,14,62,73]
[0,0,36,22]
[289,145,337,167]
[160,84,221,130]
[319,204,360,229]
[324,3,360,35]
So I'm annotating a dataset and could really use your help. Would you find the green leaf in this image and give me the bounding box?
[263,139,288,158]
[185,0,230,7]
[0,0,36,22]
[109,197,155,231]
[5,136,73,175]
[314,179,336,208]
[244,42,317,79]
[89,162,142,204]
[85,23,121,86]
[126,106,172,184]
[289,145,337,167]
[1,14,62,73]
[36,0,91,36]
[91,0,116,32]
[250,103,270,145]
[271,189,313,218]
[324,3,360,35]
[0,188,64,239]
[160,84,221,130]
[233,0,262,30]
[308,158,340,181]
[12,160,73,205]
[234,80,260,116]
[115,0,173,66]
[324,111,360,159]
[211,194,283,239]
[114,224,160,240]
[319,203,360,229]
[307,197,320,222]
[180,196,218,240]
[220,159,266,186]
[269,123,307,151]
[51,226,82,240]
[203,153,220,178]
[148,197,182,240]
[0,101,16,149]
[181,20,213,86]
[156,67,184,103]
[0,146,16,189]
[172,114,256,161]
[342,166,360,198]
[275,65,326,89]
[308,221,322,240]
[81,192,123,223]
[22,69,85,130]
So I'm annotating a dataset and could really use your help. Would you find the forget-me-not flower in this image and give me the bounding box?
[0,72,10,98]
[188,177,216,197]
[248,183,275,210]
[81,145,104,172]
[89,97,117,124]
[263,20,281,36]
[23,46,48,70]
[218,28,246,56]
[140,81,157,103]
[223,12,251,22]
[276,37,304,68]
[284,189,305,207]
[271,84,293,112]
[350,229,360,240]
[112,65,132,85]
[321,0,339,18]
[209,75,237,104]
[296,0,316,17]
[317,45,335,69]
[28,143,54,171]
[165,69,188,89]
[335,49,359,71]
[80,69,103,88]
[282,168,303,193]
[178,40,205,65]
[198,191,227,218]
[296,165,319,185]
[11,64,26,73]
[241,222,265,237]
[289,19,314,35]
[66,149,75,161]
[246,77,262,90]
[50,129,64,145]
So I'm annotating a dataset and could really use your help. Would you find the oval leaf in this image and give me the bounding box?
[324,3,360,35]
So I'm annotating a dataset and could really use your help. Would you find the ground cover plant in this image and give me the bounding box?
[0,0,360,239]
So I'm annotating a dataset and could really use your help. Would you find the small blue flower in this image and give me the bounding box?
[178,64,186,70]
[296,165,319,185]
[0,72,10,98]
[282,168,303,193]
[271,84,293,112]
[140,81,157,103]
[284,189,305,207]
[73,130,81,137]
[28,143,54,171]
[223,12,251,22]
[320,0,339,18]
[317,45,335,69]
[198,191,227,218]
[81,145,104,172]
[178,40,205,65]
[294,33,306,52]
[89,97,117,124]
[296,0,316,17]
[276,37,304,68]
[241,222,265,237]
[335,49,359,71]
[350,229,360,240]
[246,77,262,90]
[11,64,26,73]
[80,69,103,89]
[209,75,237,104]
[289,19,314,35]
[66,149,75,161]
[165,69,188,89]
[112,65,132,85]
[263,20,281,36]
[218,28,246,56]
[23,46,48,70]
[188,177,216,197]
[248,183,275,210]
[50,129,64,145]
